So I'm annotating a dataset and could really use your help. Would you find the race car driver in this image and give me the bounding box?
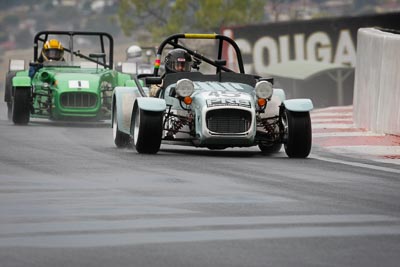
[39,39,65,62]
[149,48,192,97]
[29,39,65,78]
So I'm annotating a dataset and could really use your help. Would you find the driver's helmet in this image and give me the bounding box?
[42,39,64,61]
[165,48,192,73]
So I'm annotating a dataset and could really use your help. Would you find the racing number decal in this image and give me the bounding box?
[69,80,89,89]
[206,98,251,108]
[206,91,251,108]
[208,91,241,98]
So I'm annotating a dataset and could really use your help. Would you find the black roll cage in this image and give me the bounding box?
[33,30,114,69]
[153,33,245,76]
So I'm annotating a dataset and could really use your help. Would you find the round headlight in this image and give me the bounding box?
[175,79,194,97]
[255,80,273,99]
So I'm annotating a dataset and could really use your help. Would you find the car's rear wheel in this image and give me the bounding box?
[282,109,312,158]
[112,105,131,148]
[12,88,31,125]
[131,105,163,154]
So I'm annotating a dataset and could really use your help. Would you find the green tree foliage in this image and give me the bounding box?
[117,0,265,41]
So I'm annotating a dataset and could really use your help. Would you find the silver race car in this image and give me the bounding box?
[111,33,313,157]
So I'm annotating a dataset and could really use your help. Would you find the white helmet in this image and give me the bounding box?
[126,45,142,59]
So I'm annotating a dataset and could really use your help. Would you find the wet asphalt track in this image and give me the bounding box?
[0,101,400,267]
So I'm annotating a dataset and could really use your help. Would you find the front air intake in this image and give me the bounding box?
[206,109,251,134]
[60,92,97,108]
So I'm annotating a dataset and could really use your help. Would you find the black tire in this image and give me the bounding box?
[4,71,16,103]
[259,143,282,154]
[283,110,312,158]
[7,102,12,121]
[112,105,131,148]
[131,105,163,154]
[5,71,17,121]
[12,88,31,125]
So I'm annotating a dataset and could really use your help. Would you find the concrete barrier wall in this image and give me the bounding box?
[353,28,400,135]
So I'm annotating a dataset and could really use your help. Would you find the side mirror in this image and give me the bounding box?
[89,53,106,71]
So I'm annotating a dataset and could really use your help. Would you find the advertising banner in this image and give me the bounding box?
[220,12,400,107]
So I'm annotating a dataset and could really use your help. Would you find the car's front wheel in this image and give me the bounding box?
[112,105,131,148]
[12,88,31,125]
[7,102,12,121]
[5,71,17,121]
[282,109,312,158]
[131,105,163,154]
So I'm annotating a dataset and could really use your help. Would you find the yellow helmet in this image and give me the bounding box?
[42,39,64,61]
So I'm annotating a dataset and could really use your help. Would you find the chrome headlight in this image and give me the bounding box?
[175,79,194,97]
[255,80,273,99]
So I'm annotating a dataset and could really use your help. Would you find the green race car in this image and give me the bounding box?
[5,30,132,124]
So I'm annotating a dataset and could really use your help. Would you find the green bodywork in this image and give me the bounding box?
[7,30,133,123]
[12,74,31,87]
[13,64,131,120]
